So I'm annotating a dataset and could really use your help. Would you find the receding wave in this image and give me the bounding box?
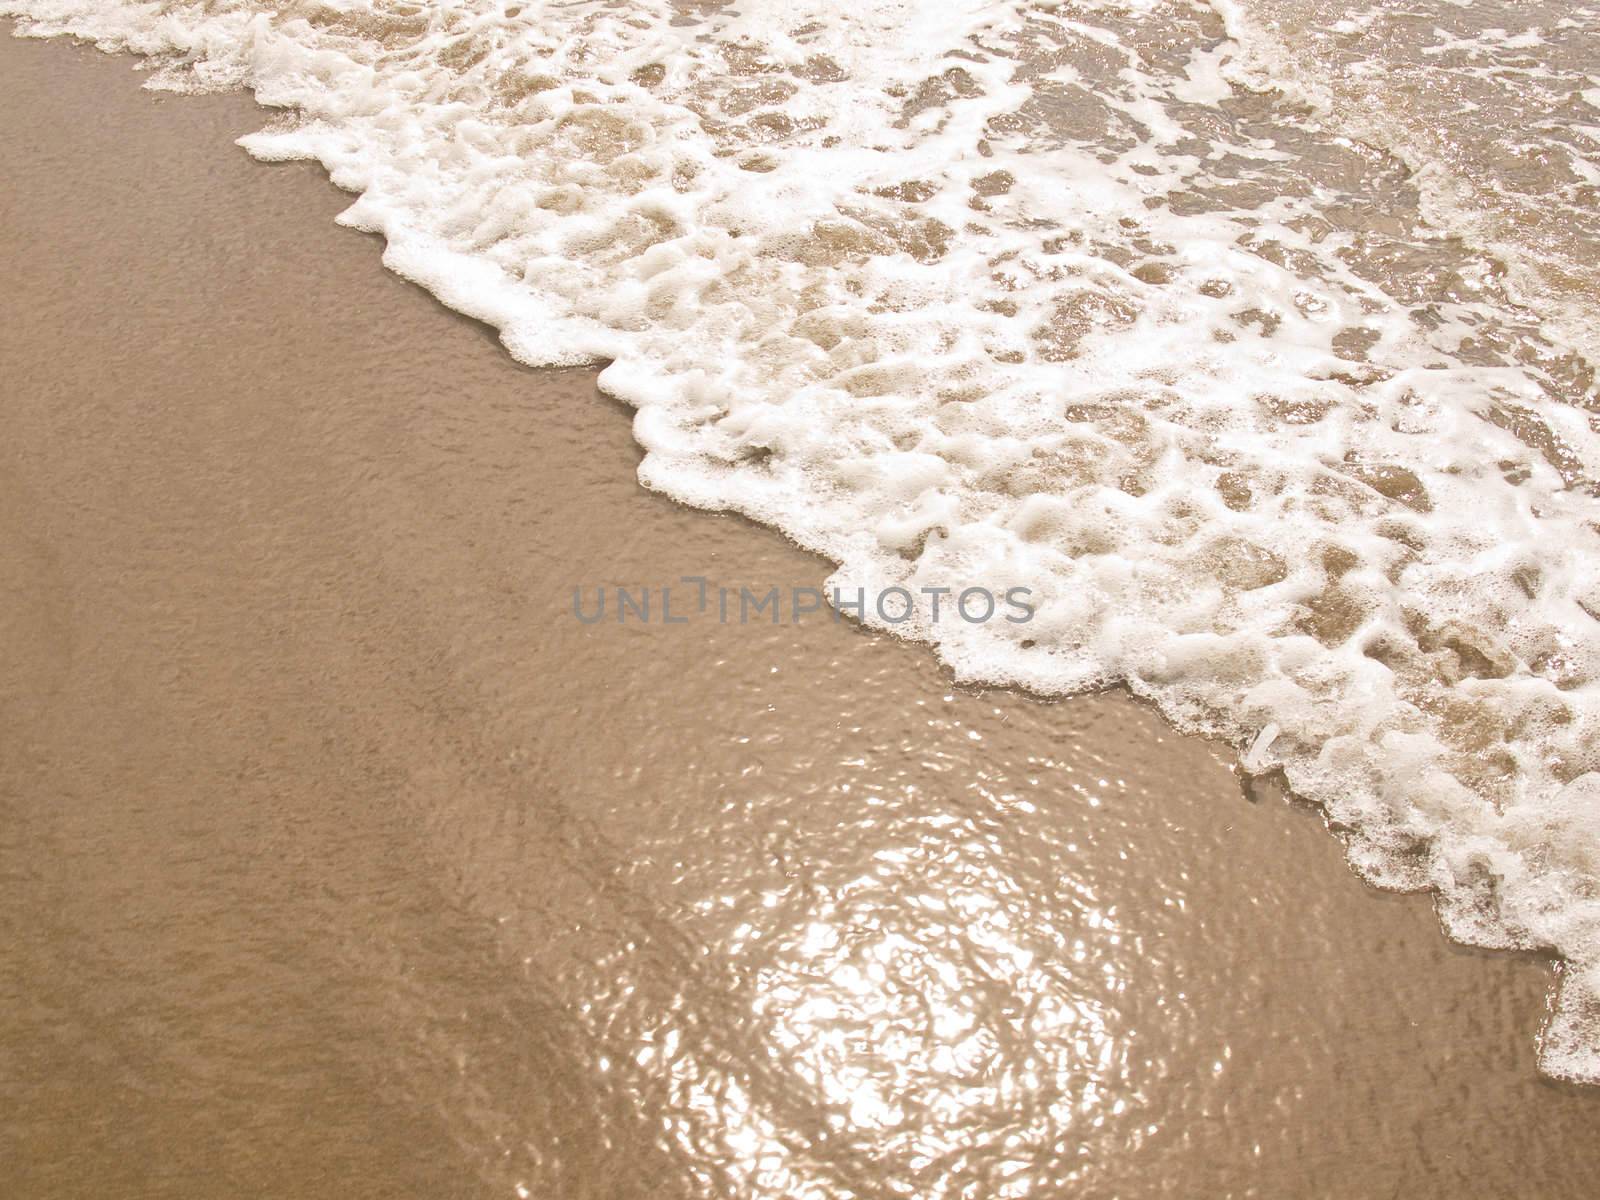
[8,0,1598,1082]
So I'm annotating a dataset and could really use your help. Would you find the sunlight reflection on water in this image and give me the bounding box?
[655,790,1146,1199]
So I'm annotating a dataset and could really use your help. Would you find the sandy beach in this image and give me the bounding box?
[2,27,1596,1199]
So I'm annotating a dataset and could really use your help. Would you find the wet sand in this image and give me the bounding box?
[1,28,1595,1199]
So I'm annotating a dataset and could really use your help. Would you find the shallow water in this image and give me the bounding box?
[7,0,1600,1095]
[1221,0,1600,357]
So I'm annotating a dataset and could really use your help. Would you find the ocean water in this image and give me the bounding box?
[6,0,1598,1084]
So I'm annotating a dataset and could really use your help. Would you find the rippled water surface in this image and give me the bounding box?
[15,0,1597,1079]
[3,5,1600,1195]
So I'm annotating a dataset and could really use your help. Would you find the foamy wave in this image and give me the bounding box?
[8,0,1600,1082]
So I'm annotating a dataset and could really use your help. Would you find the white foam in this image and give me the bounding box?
[7,0,1600,1084]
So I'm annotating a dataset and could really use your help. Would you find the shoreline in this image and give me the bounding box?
[3,25,1596,1199]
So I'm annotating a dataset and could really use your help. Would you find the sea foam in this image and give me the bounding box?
[7,0,1599,1082]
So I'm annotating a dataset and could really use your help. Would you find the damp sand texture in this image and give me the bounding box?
[3,13,1600,1200]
